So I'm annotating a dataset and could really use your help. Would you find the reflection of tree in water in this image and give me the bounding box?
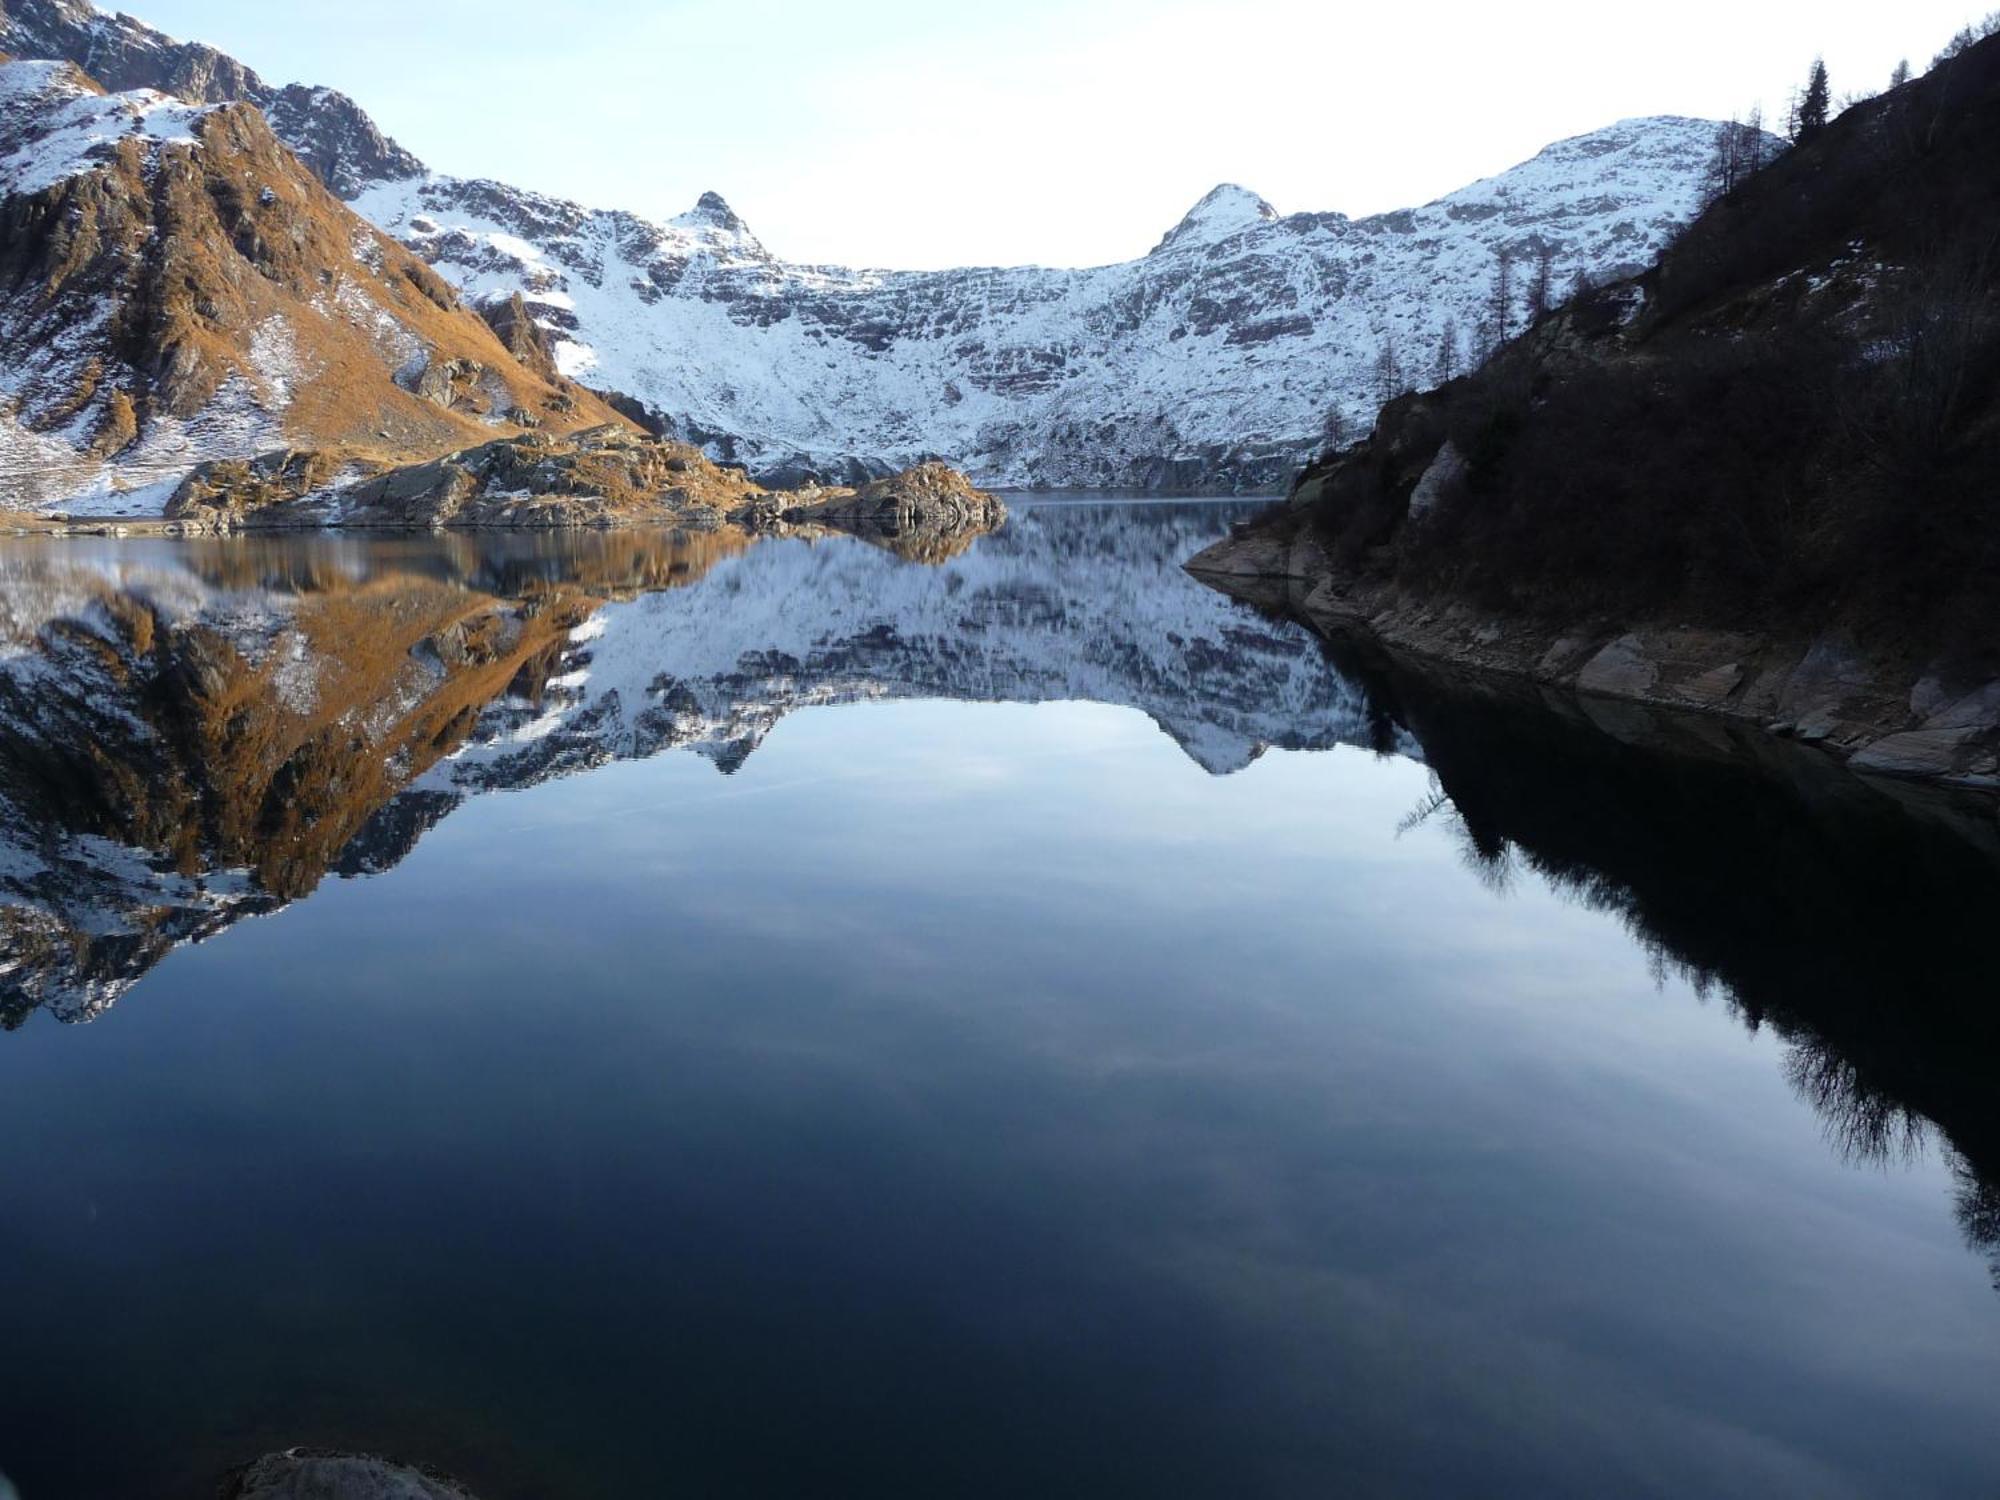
[1360,643,2000,1292]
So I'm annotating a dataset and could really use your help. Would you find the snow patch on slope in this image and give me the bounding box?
[0,58,210,196]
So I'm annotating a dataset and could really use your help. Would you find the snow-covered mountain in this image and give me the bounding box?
[0,502,1391,1023]
[352,120,1731,491]
[2,0,1749,494]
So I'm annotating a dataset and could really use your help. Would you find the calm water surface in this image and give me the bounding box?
[0,501,1995,1498]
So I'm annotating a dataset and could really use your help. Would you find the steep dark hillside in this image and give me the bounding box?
[1192,35,2000,785]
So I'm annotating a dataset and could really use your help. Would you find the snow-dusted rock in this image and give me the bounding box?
[223,1450,479,1500]
[0,0,421,193]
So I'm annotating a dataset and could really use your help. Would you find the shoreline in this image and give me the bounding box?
[1187,529,2000,792]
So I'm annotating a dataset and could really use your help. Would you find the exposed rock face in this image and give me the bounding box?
[0,56,629,513]
[222,1450,479,1500]
[473,290,559,384]
[1190,533,2000,787]
[3,0,1745,492]
[353,118,1742,492]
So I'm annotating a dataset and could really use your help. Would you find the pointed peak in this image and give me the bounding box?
[1152,183,1277,255]
[683,189,744,231]
[668,189,768,260]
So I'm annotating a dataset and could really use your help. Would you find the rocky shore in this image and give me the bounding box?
[1188,528,2000,790]
[8,434,1005,545]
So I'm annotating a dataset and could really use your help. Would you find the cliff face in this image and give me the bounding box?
[1192,36,2000,786]
[2,0,1742,492]
[0,57,631,512]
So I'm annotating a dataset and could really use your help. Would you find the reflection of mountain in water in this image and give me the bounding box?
[430,499,1380,789]
[8,505,2000,1292]
[0,503,1375,1022]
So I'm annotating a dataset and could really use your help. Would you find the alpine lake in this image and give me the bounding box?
[0,499,1995,1499]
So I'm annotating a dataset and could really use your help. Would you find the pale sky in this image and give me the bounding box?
[130,0,1989,269]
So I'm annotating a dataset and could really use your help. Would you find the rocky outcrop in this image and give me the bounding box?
[222,1449,479,1500]
[740,461,1007,558]
[473,290,560,385]
[164,427,752,529]
[0,56,630,513]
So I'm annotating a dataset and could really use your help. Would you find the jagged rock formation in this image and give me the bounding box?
[0,53,627,513]
[0,502,1371,1021]
[2,0,1746,492]
[1191,36,2000,786]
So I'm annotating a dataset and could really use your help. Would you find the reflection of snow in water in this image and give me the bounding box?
[0,503,1393,1021]
[434,501,1395,790]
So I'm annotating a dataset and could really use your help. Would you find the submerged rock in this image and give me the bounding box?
[222,1450,479,1500]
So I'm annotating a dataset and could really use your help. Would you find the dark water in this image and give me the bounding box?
[0,501,1996,1499]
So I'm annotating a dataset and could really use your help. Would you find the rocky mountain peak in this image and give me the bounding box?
[4,0,1744,500]
[668,188,767,258]
[684,189,742,229]
[1151,182,1278,255]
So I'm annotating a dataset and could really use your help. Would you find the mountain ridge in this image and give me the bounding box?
[1,0,1746,495]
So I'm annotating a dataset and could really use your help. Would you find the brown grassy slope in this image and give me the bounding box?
[0,61,632,492]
